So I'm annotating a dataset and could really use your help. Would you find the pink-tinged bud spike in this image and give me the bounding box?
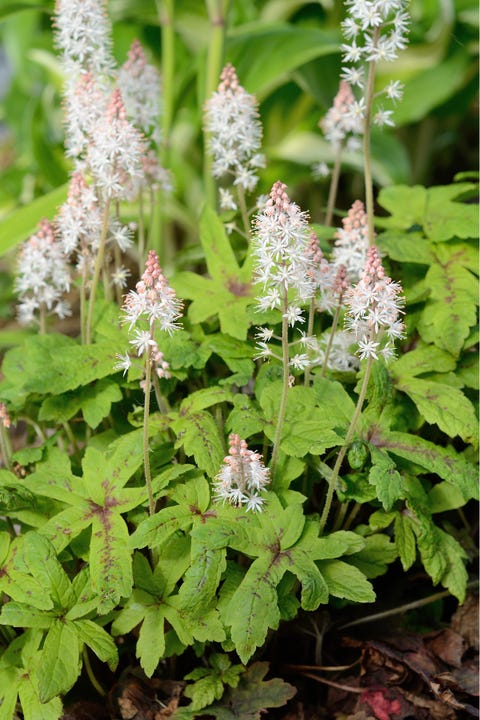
[0,403,11,429]
[212,434,270,512]
[253,181,314,314]
[344,245,405,361]
[332,199,370,283]
[204,64,264,193]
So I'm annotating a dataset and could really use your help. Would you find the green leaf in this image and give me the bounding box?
[215,661,296,718]
[37,620,80,702]
[312,530,366,559]
[368,447,404,511]
[1,334,121,406]
[207,334,255,387]
[22,533,74,609]
[414,522,468,601]
[417,260,477,357]
[179,520,232,613]
[137,605,166,678]
[172,206,254,340]
[346,534,397,579]
[260,382,343,458]
[0,667,20,720]
[228,553,286,663]
[74,619,118,670]
[179,387,234,415]
[288,551,329,610]
[18,675,63,720]
[375,430,478,502]
[394,376,478,445]
[131,503,198,550]
[428,482,467,514]
[90,510,132,614]
[393,52,472,126]
[317,560,375,603]
[0,184,67,256]
[0,603,54,629]
[156,329,211,372]
[184,673,225,710]
[79,379,122,428]
[377,231,435,264]
[394,512,416,571]
[391,345,456,378]
[227,24,339,96]
[377,182,478,241]
[171,410,225,478]
[226,394,265,439]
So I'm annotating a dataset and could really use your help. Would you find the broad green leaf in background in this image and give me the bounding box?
[172,206,255,340]
[0,334,122,409]
[272,128,411,187]
[226,24,340,97]
[392,51,473,126]
[417,256,478,357]
[377,182,478,241]
[374,430,478,502]
[394,375,478,445]
[0,185,67,255]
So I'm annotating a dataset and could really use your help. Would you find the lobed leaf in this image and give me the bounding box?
[37,620,80,703]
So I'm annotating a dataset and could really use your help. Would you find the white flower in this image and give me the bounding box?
[344,246,405,362]
[219,188,238,211]
[114,352,132,375]
[204,64,263,196]
[213,434,270,512]
[118,39,162,138]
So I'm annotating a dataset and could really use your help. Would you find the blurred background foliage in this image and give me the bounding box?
[0,0,478,232]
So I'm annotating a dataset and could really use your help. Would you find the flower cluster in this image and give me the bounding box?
[253,181,314,315]
[53,0,115,81]
[87,89,146,201]
[15,219,71,327]
[15,220,71,325]
[204,63,265,203]
[115,250,183,379]
[118,39,162,139]
[306,232,349,314]
[340,0,409,126]
[320,80,362,150]
[344,245,405,361]
[332,199,370,282]
[212,434,270,512]
[57,171,103,258]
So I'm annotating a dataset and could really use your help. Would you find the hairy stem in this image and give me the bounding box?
[363,26,380,247]
[270,289,290,478]
[0,424,12,471]
[82,647,106,697]
[143,343,155,516]
[324,143,343,227]
[321,297,343,377]
[86,200,111,344]
[236,184,250,237]
[318,355,373,535]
